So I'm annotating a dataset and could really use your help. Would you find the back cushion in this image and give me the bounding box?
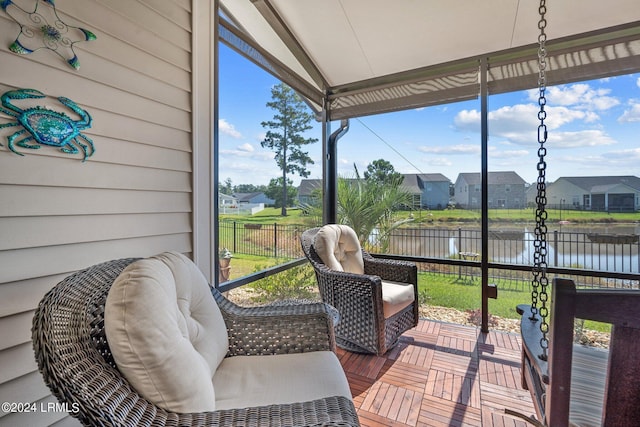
[105,251,228,413]
[314,224,364,274]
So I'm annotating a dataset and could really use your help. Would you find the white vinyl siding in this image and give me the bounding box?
[0,1,196,425]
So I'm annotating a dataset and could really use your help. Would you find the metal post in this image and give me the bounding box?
[233,221,237,253]
[554,230,558,267]
[480,57,490,333]
[274,222,278,258]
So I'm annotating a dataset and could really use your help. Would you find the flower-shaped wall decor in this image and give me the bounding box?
[1,0,96,70]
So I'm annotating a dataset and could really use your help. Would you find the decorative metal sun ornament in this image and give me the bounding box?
[1,0,97,70]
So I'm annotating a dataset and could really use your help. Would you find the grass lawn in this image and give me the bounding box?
[220,206,636,226]
[418,272,610,333]
[224,255,610,333]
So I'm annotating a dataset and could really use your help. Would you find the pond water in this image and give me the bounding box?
[388,223,640,274]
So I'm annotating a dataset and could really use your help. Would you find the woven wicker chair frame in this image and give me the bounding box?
[32,257,360,427]
[300,227,419,356]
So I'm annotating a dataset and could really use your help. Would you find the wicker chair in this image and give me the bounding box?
[32,257,360,427]
[301,226,419,356]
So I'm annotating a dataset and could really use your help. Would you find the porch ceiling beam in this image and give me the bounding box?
[250,0,328,90]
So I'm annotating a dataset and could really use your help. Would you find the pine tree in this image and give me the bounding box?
[261,83,317,216]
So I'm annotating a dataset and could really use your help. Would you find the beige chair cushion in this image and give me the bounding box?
[212,351,352,410]
[314,224,364,274]
[381,280,415,318]
[105,251,228,413]
[315,225,414,318]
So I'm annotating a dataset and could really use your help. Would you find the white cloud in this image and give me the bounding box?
[425,157,453,167]
[603,147,640,162]
[618,102,640,123]
[220,148,273,160]
[528,83,619,111]
[453,104,610,146]
[548,130,616,148]
[237,143,254,152]
[219,119,242,138]
[419,144,479,155]
[489,149,529,159]
[637,77,640,89]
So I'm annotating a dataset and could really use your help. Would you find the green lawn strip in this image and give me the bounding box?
[221,207,634,226]
[417,272,610,333]
[224,255,610,333]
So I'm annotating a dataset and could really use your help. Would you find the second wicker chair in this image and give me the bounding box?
[301,225,419,356]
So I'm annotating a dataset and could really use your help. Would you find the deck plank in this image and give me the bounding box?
[338,319,536,426]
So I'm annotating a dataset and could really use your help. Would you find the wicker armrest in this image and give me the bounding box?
[363,255,417,284]
[212,288,337,356]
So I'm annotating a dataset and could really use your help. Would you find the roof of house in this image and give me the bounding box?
[456,171,527,186]
[400,173,451,193]
[234,192,272,202]
[298,179,323,196]
[558,176,640,192]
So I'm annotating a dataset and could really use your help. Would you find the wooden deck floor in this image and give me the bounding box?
[337,319,536,427]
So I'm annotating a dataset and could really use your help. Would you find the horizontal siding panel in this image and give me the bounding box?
[0,54,191,130]
[0,311,33,350]
[0,156,192,191]
[80,53,191,111]
[0,275,66,318]
[0,213,192,251]
[173,0,192,13]
[0,343,36,384]
[0,372,51,416]
[69,135,192,170]
[96,0,191,49]
[0,395,69,427]
[139,0,192,33]
[0,186,191,217]
[89,110,191,151]
[0,45,190,113]
[0,132,192,169]
[61,0,191,66]
[0,234,192,283]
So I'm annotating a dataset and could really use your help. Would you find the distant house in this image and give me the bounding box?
[454,171,526,209]
[546,176,640,212]
[299,174,451,210]
[297,179,323,205]
[234,192,275,206]
[400,173,451,210]
[219,192,238,207]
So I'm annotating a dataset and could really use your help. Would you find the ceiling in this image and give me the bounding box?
[219,0,640,119]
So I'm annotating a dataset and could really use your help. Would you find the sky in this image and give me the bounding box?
[218,44,640,188]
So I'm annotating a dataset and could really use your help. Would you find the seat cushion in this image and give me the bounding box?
[381,280,415,318]
[314,224,364,274]
[212,351,352,410]
[105,251,228,413]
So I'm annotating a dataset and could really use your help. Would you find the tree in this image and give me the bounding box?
[364,159,403,187]
[265,177,298,209]
[261,83,318,216]
[234,183,266,194]
[338,164,412,252]
[220,177,233,195]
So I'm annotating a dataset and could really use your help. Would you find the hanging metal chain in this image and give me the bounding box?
[531,0,550,361]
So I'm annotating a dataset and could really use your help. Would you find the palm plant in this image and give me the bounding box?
[338,167,413,252]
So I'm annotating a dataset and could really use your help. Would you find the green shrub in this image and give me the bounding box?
[248,263,318,303]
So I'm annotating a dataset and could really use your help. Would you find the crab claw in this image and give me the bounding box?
[1,89,46,114]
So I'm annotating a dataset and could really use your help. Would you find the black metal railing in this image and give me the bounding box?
[217,222,640,291]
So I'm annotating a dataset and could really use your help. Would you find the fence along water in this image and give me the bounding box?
[219,221,640,288]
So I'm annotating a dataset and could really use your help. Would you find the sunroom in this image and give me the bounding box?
[1,1,640,426]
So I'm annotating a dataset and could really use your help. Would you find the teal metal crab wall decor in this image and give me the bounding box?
[0,89,95,161]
